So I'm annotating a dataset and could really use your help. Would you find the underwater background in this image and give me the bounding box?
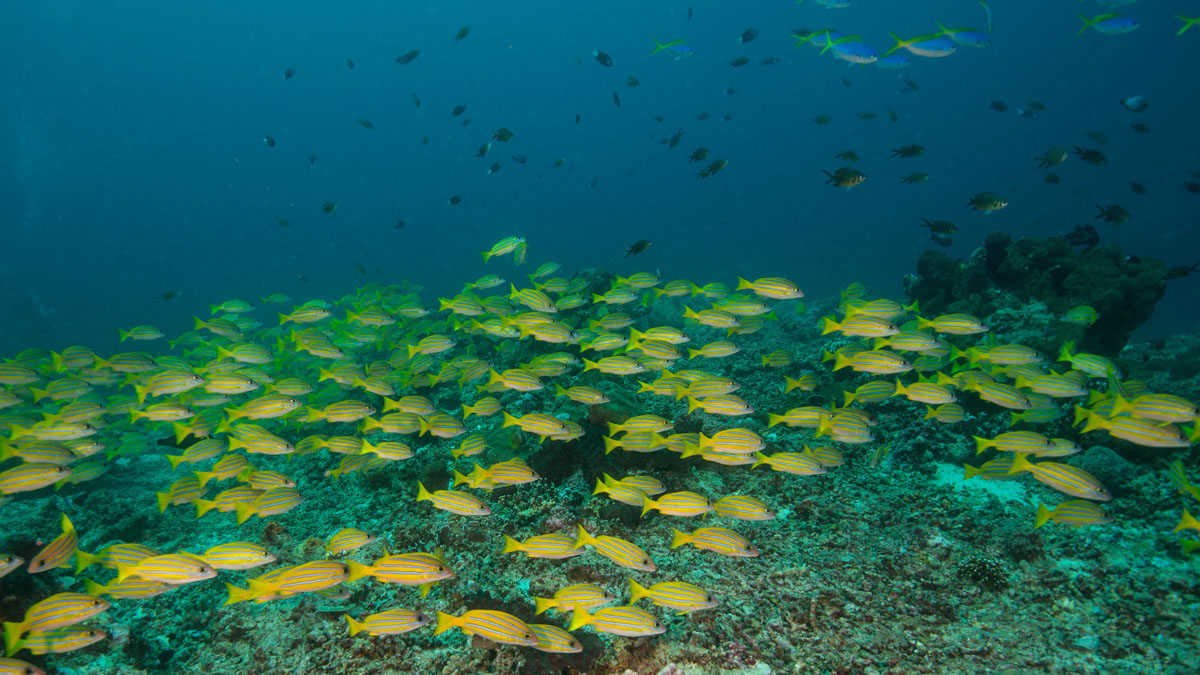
[2,0,1200,673]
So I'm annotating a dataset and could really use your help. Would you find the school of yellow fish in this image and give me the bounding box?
[2,234,1199,670]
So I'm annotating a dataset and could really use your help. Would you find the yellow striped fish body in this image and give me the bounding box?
[345,609,432,636]
[502,412,567,437]
[278,306,331,324]
[476,458,538,486]
[1016,373,1086,398]
[687,394,753,416]
[533,584,614,615]
[974,431,1053,455]
[736,276,803,300]
[554,384,610,405]
[317,436,364,455]
[582,355,646,375]
[821,314,899,338]
[461,397,501,419]
[0,657,43,674]
[607,415,673,435]
[215,343,274,365]
[670,527,759,557]
[568,605,665,637]
[1008,454,1111,501]
[767,406,832,429]
[593,478,649,506]
[15,626,106,655]
[0,442,73,466]
[682,307,739,329]
[131,402,194,423]
[225,394,302,420]
[502,533,584,559]
[362,413,423,435]
[712,495,775,521]
[803,445,845,468]
[608,474,665,495]
[134,370,204,402]
[255,561,348,596]
[434,609,538,646]
[1111,393,1197,423]
[156,477,203,513]
[418,413,466,439]
[8,422,97,442]
[573,525,655,571]
[73,543,158,574]
[326,528,376,555]
[482,236,526,261]
[194,453,250,487]
[3,593,108,653]
[1080,410,1189,448]
[304,401,375,424]
[0,555,25,579]
[894,381,956,405]
[917,313,988,335]
[165,438,226,471]
[580,333,629,352]
[528,623,582,653]
[641,491,713,517]
[603,432,668,454]
[83,577,175,600]
[347,552,454,586]
[415,482,490,516]
[116,553,216,585]
[201,542,276,571]
[815,414,874,444]
[1035,501,1111,528]
[235,487,304,524]
[967,381,1032,410]
[27,514,77,574]
[833,350,911,375]
[629,578,717,614]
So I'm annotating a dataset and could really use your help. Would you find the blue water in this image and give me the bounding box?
[3,0,1198,355]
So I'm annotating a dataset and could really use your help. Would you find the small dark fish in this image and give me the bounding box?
[462,118,472,127]
[624,239,652,257]
[930,232,953,247]
[593,49,613,67]
[1166,263,1200,281]
[263,135,276,148]
[1130,181,1146,195]
[553,158,566,168]
[159,290,181,301]
[1027,101,1046,112]
[589,176,600,188]
[1094,204,1130,225]
[886,108,898,122]
[487,162,501,175]
[653,115,664,123]
[422,136,430,145]
[1064,224,1099,249]
[900,173,930,184]
[627,76,640,88]
[835,151,860,162]
[822,167,867,188]
[357,118,374,130]
[1120,96,1148,113]
[725,88,737,95]
[696,158,728,178]
[454,26,471,42]
[694,112,710,120]
[284,67,296,80]
[669,129,684,149]
[721,113,733,122]
[900,76,919,93]
[855,111,877,120]
[989,100,1008,112]
[739,28,758,45]
[475,143,492,159]
[1185,182,1200,194]
[687,7,692,21]
[394,219,405,229]
[842,78,852,88]
[1044,173,1062,184]
[511,154,527,164]
[322,201,337,216]
[452,104,467,116]
[448,195,462,206]
[395,50,420,65]
[890,144,925,158]
[760,56,779,66]
[1073,146,1107,166]
[276,218,292,227]
[1085,130,1108,145]
[612,91,621,107]
[576,113,581,126]
[309,152,317,166]
[688,147,709,163]
[354,263,367,275]
[492,128,515,142]
[920,219,957,235]
[728,56,750,67]
[412,93,422,108]
[298,275,309,283]
[1130,123,1149,134]
[811,115,831,125]
[346,58,355,70]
